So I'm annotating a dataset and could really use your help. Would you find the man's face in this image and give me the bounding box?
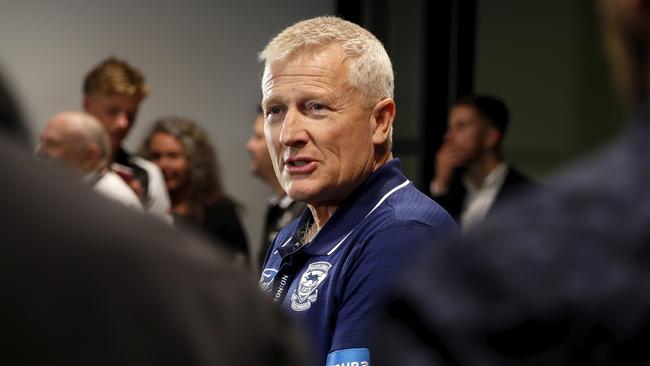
[84,94,142,152]
[147,132,190,194]
[443,105,493,166]
[37,119,87,172]
[246,113,276,182]
[598,0,648,108]
[262,44,377,207]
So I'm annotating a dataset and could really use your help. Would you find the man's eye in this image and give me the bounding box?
[268,106,282,115]
[309,103,328,113]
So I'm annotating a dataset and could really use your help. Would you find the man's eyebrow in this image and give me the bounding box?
[262,96,285,108]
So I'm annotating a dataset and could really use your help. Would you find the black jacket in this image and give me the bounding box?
[433,165,534,225]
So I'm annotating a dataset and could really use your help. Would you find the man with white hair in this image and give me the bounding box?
[258,16,457,365]
[37,111,142,210]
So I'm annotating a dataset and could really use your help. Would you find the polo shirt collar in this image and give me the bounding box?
[285,159,409,256]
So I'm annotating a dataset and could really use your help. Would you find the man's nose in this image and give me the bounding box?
[279,109,308,147]
[157,156,172,169]
[114,112,130,129]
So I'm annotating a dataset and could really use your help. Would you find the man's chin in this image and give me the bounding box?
[286,192,307,203]
[285,187,313,204]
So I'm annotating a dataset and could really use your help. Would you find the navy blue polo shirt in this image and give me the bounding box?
[260,159,457,365]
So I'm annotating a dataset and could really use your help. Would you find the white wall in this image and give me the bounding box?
[0,0,334,263]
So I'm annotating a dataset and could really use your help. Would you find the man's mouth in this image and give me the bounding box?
[288,160,309,167]
[284,157,316,173]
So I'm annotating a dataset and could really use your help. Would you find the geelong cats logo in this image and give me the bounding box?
[291,261,331,311]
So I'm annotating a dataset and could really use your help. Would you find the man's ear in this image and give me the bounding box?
[484,126,502,149]
[371,98,396,146]
[84,143,103,164]
[83,95,92,112]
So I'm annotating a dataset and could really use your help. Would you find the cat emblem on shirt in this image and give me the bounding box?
[291,261,331,311]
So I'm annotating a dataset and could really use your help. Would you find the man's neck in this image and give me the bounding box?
[301,153,393,242]
[299,216,320,245]
[81,165,106,185]
[309,205,337,229]
[466,153,504,188]
[373,151,393,172]
[113,145,128,165]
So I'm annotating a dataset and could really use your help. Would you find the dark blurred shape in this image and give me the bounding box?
[335,0,361,24]
[375,1,650,364]
[0,72,310,365]
[377,141,650,364]
[0,66,29,146]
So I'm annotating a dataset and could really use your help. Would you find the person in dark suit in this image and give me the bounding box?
[430,95,533,233]
[0,66,309,366]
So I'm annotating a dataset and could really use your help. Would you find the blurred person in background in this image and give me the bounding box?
[375,0,650,364]
[83,56,170,218]
[0,64,311,366]
[430,95,533,233]
[140,116,249,263]
[36,111,142,210]
[246,106,305,271]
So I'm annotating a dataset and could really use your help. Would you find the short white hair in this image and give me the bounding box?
[54,111,112,167]
[259,16,394,107]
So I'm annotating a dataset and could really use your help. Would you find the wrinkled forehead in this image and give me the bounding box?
[262,44,351,96]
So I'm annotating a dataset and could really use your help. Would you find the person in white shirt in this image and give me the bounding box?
[430,95,533,233]
[82,57,170,218]
[36,111,143,211]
